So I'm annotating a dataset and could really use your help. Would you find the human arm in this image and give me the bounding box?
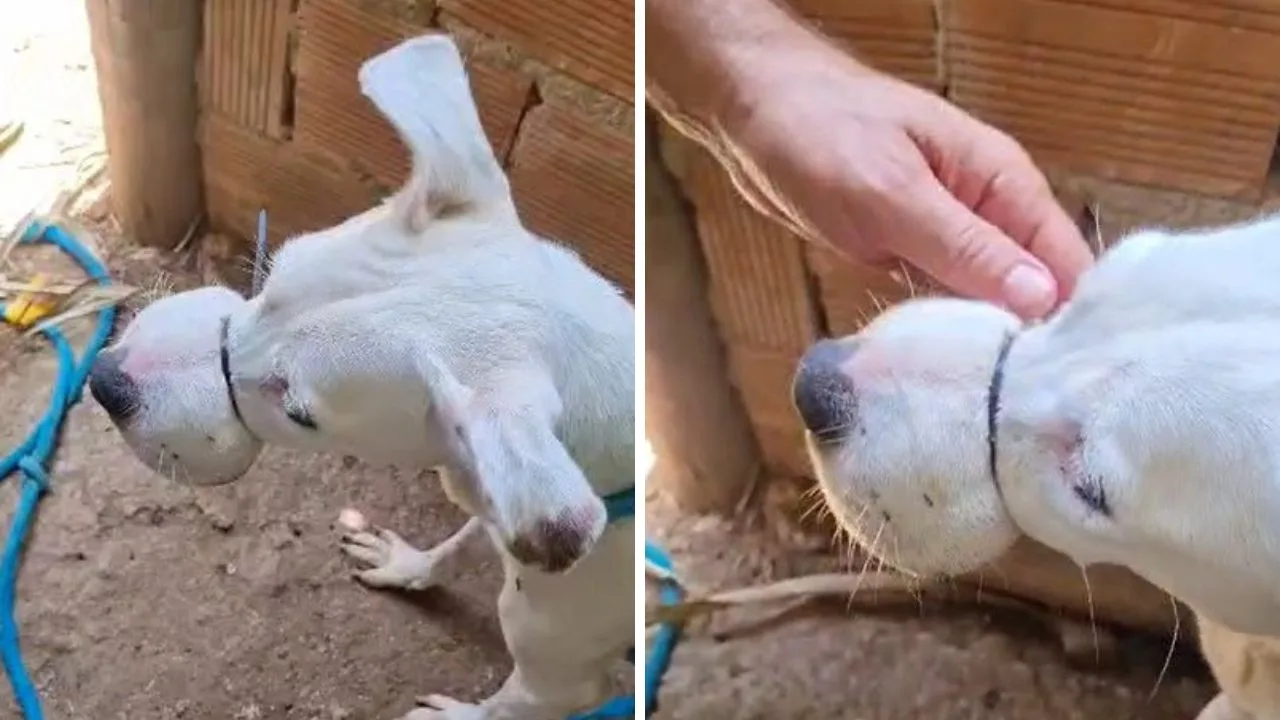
[645,0,1094,318]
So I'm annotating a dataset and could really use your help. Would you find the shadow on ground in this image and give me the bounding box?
[646,486,1218,720]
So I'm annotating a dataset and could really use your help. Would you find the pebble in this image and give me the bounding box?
[337,508,368,533]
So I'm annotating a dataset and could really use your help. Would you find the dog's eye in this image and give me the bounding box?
[1072,477,1111,517]
[285,407,317,430]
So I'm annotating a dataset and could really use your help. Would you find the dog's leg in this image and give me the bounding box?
[341,516,486,590]
[400,546,628,720]
[403,666,612,720]
[1196,694,1254,720]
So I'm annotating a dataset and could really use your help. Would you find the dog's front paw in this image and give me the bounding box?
[401,694,484,720]
[340,527,438,591]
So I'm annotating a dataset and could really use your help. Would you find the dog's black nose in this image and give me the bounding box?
[793,338,858,439]
[88,350,140,422]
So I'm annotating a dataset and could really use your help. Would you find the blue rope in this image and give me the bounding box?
[568,488,680,720]
[0,221,117,719]
[642,540,681,716]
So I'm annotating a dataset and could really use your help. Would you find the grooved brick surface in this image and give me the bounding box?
[726,346,812,477]
[805,246,913,338]
[685,151,820,355]
[294,0,533,187]
[946,0,1280,199]
[1046,0,1280,32]
[439,0,632,101]
[200,0,294,138]
[202,115,381,246]
[507,99,635,295]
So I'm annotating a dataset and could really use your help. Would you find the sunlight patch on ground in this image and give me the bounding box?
[0,0,104,232]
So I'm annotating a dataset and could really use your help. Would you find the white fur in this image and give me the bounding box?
[798,214,1280,719]
[91,36,634,720]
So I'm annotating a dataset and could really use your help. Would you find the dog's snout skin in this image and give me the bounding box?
[507,509,602,574]
[793,338,858,438]
[88,350,141,423]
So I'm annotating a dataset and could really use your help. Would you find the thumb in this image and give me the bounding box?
[894,182,1058,319]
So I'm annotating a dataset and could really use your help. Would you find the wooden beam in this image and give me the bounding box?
[86,0,204,249]
[645,114,763,513]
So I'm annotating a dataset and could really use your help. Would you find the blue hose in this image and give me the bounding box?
[0,221,117,719]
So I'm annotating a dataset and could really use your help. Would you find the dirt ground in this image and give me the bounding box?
[0,4,529,719]
[645,485,1219,719]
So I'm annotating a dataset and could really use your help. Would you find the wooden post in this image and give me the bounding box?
[86,0,204,249]
[645,114,763,513]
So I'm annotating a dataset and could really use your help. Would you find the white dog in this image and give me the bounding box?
[86,35,635,720]
[793,211,1280,719]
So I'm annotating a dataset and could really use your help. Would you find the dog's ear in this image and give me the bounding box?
[417,355,480,473]
[417,359,604,571]
[360,34,516,233]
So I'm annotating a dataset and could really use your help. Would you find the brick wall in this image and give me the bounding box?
[197,0,635,296]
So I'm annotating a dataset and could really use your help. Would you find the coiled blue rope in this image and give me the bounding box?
[0,220,117,719]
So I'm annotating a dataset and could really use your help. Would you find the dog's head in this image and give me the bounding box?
[89,285,262,484]
[794,297,1024,577]
[88,35,608,573]
[798,217,1280,634]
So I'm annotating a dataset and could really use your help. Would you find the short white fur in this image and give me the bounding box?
[800,214,1280,719]
[94,35,634,720]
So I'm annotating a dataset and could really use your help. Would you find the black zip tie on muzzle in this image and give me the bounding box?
[219,315,245,426]
[986,331,1017,492]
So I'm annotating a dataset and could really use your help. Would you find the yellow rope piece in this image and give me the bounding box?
[0,120,22,156]
[4,274,57,329]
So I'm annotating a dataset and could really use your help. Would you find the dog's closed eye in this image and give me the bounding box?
[285,406,318,430]
[1072,476,1111,517]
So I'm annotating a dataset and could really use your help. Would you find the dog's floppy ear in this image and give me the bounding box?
[360,34,516,233]
[417,355,480,474]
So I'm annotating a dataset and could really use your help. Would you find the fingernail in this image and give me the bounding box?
[1001,264,1056,318]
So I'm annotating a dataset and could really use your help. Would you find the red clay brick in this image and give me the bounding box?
[440,0,632,101]
[294,0,534,187]
[684,150,820,355]
[200,0,294,138]
[201,115,380,246]
[507,100,634,295]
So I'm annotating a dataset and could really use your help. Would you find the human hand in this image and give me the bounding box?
[715,39,1094,319]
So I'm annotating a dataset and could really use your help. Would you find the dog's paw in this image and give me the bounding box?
[401,695,483,720]
[340,527,438,591]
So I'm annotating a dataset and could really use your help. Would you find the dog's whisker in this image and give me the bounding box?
[799,495,828,525]
[1149,592,1181,702]
[898,262,918,299]
[865,290,886,314]
[1078,564,1101,667]
[848,520,887,610]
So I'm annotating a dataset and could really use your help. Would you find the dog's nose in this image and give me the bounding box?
[507,507,602,574]
[793,338,858,439]
[88,350,141,422]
